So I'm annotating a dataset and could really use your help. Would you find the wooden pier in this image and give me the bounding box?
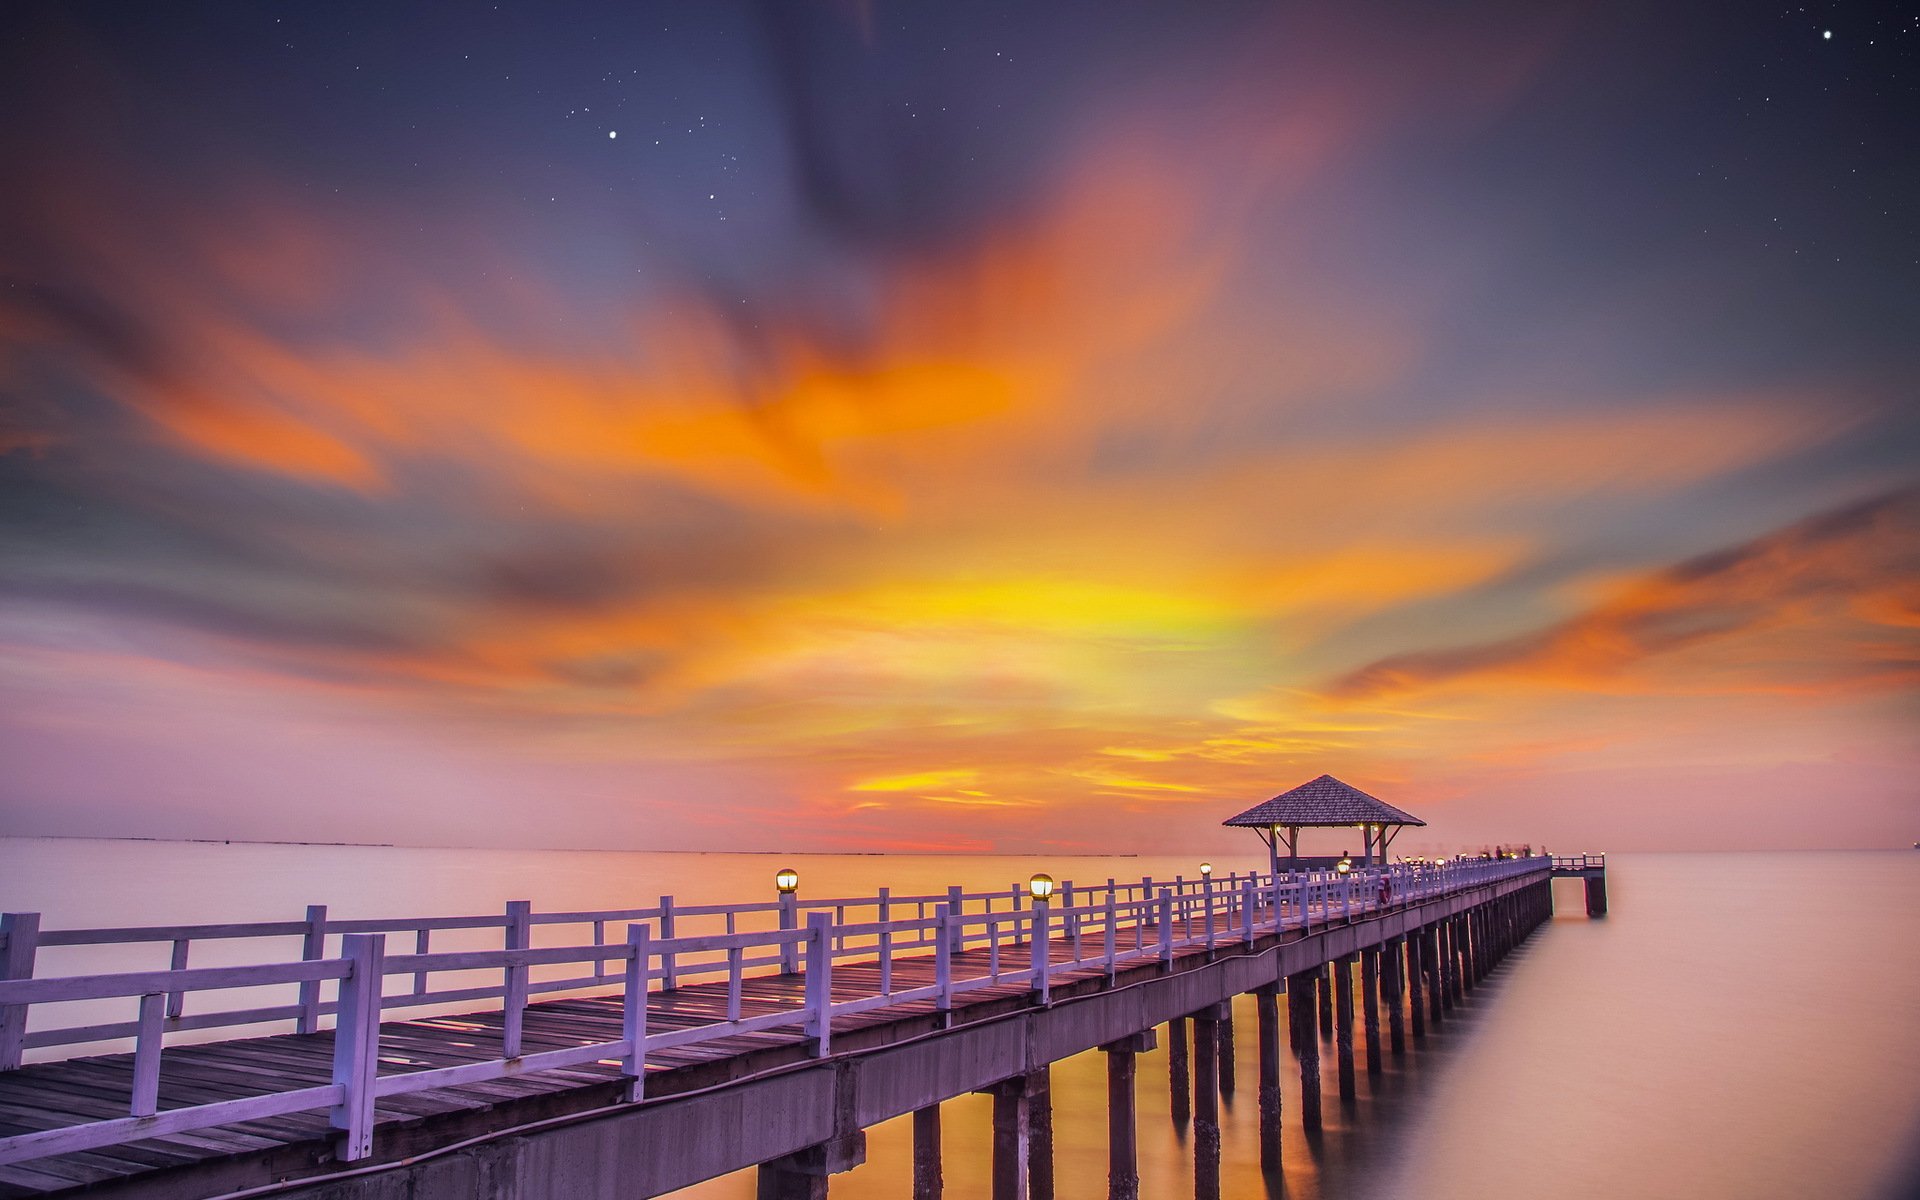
[0,857,1571,1199]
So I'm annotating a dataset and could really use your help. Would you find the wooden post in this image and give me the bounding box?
[622,924,649,1102]
[1168,1015,1190,1126]
[502,899,530,1059]
[1254,984,1282,1173]
[914,1105,942,1200]
[805,911,834,1056]
[329,933,385,1162]
[0,913,41,1071]
[1028,1067,1054,1200]
[1287,971,1321,1132]
[296,904,328,1034]
[1192,1005,1224,1200]
[1383,936,1406,1055]
[992,1076,1031,1200]
[1333,956,1356,1101]
[1361,948,1381,1077]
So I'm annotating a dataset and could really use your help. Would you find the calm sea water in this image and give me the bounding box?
[2,841,1917,1200]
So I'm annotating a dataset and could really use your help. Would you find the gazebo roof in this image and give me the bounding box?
[1222,774,1426,828]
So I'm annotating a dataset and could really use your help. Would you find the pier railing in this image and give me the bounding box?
[1549,854,1607,872]
[0,856,1549,1168]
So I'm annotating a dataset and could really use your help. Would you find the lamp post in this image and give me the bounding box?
[776,868,800,974]
[1029,874,1054,1003]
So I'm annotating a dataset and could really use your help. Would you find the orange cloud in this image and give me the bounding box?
[1330,487,1920,701]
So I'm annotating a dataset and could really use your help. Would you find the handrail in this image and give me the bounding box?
[0,857,1551,1169]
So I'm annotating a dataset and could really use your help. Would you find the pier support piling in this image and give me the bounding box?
[1383,936,1406,1055]
[1217,1004,1236,1097]
[1287,970,1322,1132]
[1317,963,1335,1042]
[913,1106,942,1200]
[991,1077,1031,1200]
[1254,984,1282,1173]
[1168,1016,1190,1127]
[1192,1003,1225,1200]
[1585,875,1608,917]
[1360,948,1381,1077]
[1333,956,1356,1101]
[1426,927,1446,1021]
[1102,1030,1154,1200]
[1028,1067,1054,1200]
[1407,932,1426,1040]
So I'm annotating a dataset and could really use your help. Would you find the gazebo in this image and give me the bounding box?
[1222,773,1426,874]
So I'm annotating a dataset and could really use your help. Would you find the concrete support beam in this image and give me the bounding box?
[1585,875,1608,917]
[1287,971,1322,1132]
[1253,985,1282,1174]
[1333,956,1356,1101]
[913,1106,941,1200]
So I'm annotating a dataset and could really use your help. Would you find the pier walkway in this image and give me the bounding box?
[0,856,1569,1199]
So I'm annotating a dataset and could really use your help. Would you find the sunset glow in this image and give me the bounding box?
[1,3,1913,854]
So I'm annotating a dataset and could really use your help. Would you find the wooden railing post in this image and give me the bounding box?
[1103,890,1117,975]
[130,993,164,1117]
[165,940,189,1020]
[1030,898,1051,1005]
[297,904,328,1034]
[878,887,893,996]
[805,911,834,1056]
[658,895,678,989]
[1242,880,1256,943]
[946,886,965,954]
[0,913,40,1071]
[622,924,649,1102]
[1157,889,1174,968]
[330,933,385,1163]
[503,900,530,1059]
[778,891,799,974]
[934,904,953,1013]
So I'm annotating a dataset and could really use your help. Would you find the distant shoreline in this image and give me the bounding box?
[0,834,1140,857]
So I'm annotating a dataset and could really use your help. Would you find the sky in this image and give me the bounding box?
[0,1,1915,855]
